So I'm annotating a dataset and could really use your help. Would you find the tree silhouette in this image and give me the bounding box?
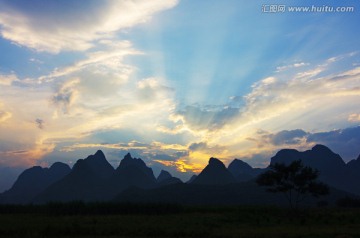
[256,160,329,209]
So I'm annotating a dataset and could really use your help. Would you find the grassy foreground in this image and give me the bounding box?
[0,204,359,238]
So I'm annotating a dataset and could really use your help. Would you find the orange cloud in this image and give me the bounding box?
[0,140,55,167]
[154,159,204,173]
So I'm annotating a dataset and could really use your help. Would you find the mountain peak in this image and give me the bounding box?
[156,170,182,185]
[117,154,155,181]
[157,170,172,182]
[228,159,254,178]
[228,159,253,170]
[73,151,114,179]
[94,150,106,160]
[209,157,225,167]
[124,153,133,160]
[50,162,71,171]
[192,157,235,185]
[312,144,332,153]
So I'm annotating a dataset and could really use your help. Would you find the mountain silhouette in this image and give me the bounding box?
[2,144,360,204]
[116,153,155,179]
[347,154,360,171]
[186,175,197,183]
[105,153,157,198]
[157,170,172,182]
[191,157,236,185]
[0,162,70,204]
[35,152,159,203]
[271,144,346,169]
[81,150,114,179]
[346,154,360,194]
[228,159,263,182]
[34,151,115,203]
[270,144,356,194]
[157,170,183,186]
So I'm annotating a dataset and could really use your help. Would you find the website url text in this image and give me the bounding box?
[262,5,355,13]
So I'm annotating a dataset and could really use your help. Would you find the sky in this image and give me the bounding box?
[1,0,360,184]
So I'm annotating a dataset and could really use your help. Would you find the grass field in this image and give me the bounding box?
[0,204,359,238]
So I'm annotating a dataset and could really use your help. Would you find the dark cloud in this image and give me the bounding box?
[51,79,79,113]
[188,142,207,151]
[150,153,185,162]
[270,129,307,145]
[307,126,360,161]
[51,91,74,113]
[256,127,360,162]
[250,129,308,148]
[188,141,226,155]
[241,152,274,168]
[35,118,44,129]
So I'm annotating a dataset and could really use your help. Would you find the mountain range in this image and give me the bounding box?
[0,144,359,205]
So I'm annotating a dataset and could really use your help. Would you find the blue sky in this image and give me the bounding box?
[1,0,360,183]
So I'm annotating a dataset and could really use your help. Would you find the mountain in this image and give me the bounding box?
[191,158,236,185]
[186,175,197,184]
[35,152,160,203]
[227,159,264,182]
[157,170,182,186]
[0,162,70,204]
[346,154,360,194]
[157,170,172,182]
[81,150,114,179]
[3,145,360,204]
[34,151,115,203]
[116,153,155,180]
[106,153,157,197]
[271,144,346,170]
[270,144,356,195]
[347,154,360,172]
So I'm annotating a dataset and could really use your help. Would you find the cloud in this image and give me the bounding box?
[188,141,226,155]
[0,102,12,123]
[0,110,12,123]
[0,0,182,169]
[0,0,178,53]
[35,118,44,129]
[276,62,309,72]
[0,73,17,86]
[348,113,360,122]
[60,141,188,154]
[235,65,360,133]
[0,139,55,167]
[154,158,203,173]
[136,78,174,103]
[154,54,360,169]
[249,127,360,162]
[173,105,240,132]
[188,142,208,151]
[51,78,80,114]
[306,126,360,161]
[39,40,139,82]
[268,129,308,146]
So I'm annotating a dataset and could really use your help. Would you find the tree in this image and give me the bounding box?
[256,160,329,209]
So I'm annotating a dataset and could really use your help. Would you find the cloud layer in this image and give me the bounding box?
[0,1,360,179]
[0,0,178,53]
